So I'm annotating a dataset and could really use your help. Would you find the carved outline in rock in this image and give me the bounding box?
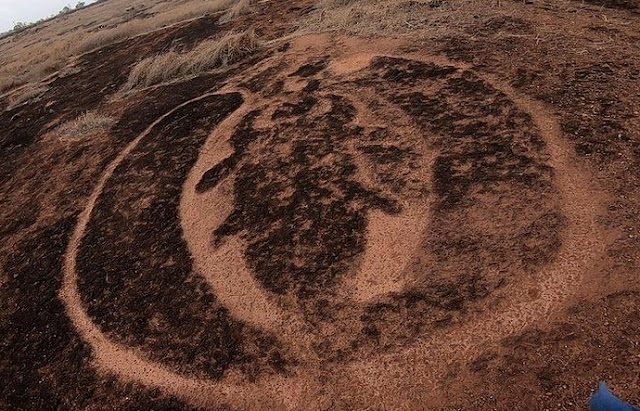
[60,52,607,410]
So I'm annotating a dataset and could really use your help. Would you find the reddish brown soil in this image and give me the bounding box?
[2,1,640,410]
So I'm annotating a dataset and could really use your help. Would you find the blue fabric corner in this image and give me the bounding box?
[590,382,640,411]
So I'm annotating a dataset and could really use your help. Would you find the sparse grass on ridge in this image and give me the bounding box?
[0,0,240,94]
[5,85,49,111]
[78,0,239,53]
[123,29,261,91]
[296,0,503,37]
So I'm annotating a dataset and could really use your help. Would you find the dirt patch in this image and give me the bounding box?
[456,291,640,409]
[479,15,535,35]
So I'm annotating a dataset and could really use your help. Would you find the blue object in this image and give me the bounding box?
[590,382,640,411]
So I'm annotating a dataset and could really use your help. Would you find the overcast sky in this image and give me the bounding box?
[0,1,97,33]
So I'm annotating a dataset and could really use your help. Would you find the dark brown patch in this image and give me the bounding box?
[271,96,318,119]
[0,202,39,238]
[367,56,458,84]
[289,59,328,77]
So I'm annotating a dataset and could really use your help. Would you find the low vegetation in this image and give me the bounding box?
[5,85,49,111]
[123,29,261,90]
[219,0,253,23]
[53,111,116,141]
[297,0,510,37]
[78,0,238,53]
[0,0,243,94]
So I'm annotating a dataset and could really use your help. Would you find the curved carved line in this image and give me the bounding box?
[60,93,301,410]
[179,97,316,362]
[341,64,608,407]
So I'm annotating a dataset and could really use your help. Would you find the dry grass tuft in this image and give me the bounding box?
[296,0,489,37]
[0,41,73,93]
[0,76,22,95]
[77,23,144,54]
[123,29,261,90]
[54,111,116,141]
[5,85,49,111]
[219,0,253,23]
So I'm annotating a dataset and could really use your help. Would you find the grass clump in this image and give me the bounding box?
[5,85,49,111]
[54,111,116,141]
[219,0,253,23]
[123,29,261,91]
[296,0,477,37]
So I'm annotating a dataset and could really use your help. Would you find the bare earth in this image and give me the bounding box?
[1,0,640,410]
